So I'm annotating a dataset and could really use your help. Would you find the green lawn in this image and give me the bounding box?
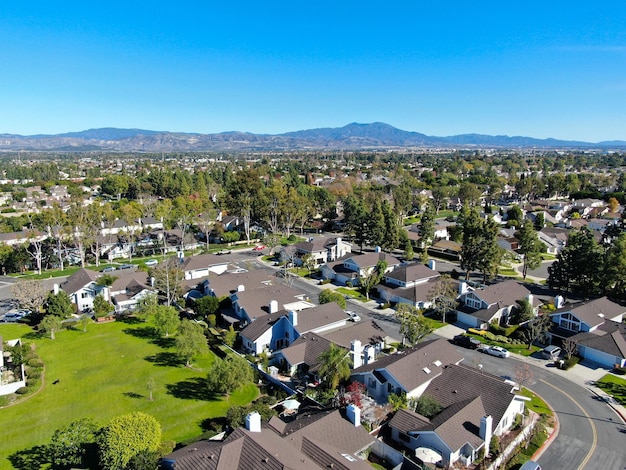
[596,373,626,405]
[335,287,369,302]
[0,320,257,466]
[465,332,540,356]
[519,387,552,415]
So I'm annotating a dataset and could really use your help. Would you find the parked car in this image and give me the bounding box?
[144,259,159,267]
[453,334,481,349]
[481,345,510,358]
[101,266,116,272]
[216,249,231,255]
[2,312,23,323]
[519,460,541,470]
[252,245,266,251]
[541,345,562,360]
[118,264,135,270]
[347,311,361,322]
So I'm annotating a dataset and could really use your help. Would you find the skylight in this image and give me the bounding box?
[423,367,431,374]
[433,360,442,367]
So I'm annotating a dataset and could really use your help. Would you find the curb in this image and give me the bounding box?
[587,386,626,423]
[530,390,560,462]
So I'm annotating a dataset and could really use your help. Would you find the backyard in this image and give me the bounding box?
[0,320,257,466]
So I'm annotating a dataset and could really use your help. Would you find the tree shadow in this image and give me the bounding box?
[124,391,145,399]
[145,352,183,367]
[123,326,159,340]
[166,377,217,401]
[8,445,50,470]
[200,416,228,432]
[151,336,176,349]
[116,315,142,324]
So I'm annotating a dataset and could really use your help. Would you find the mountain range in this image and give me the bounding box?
[1,122,625,152]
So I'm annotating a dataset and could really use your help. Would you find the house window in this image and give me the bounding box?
[388,383,394,393]
[285,332,289,338]
[81,292,89,299]
[560,313,581,332]
[399,432,410,442]
[369,378,376,388]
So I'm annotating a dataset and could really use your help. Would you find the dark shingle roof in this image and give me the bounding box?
[469,280,530,307]
[60,268,100,295]
[383,263,439,284]
[278,333,334,371]
[352,338,463,393]
[321,320,387,350]
[570,320,626,358]
[553,296,626,327]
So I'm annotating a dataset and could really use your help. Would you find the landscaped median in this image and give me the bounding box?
[464,328,541,357]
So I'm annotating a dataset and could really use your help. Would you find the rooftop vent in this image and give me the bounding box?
[423,367,431,374]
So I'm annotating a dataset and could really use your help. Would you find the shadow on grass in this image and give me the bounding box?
[166,377,217,401]
[124,391,145,399]
[123,325,159,339]
[145,352,183,367]
[151,336,176,349]
[9,445,50,470]
[116,315,143,324]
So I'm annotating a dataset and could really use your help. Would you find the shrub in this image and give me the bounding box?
[27,370,41,379]
[484,331,496,341]
[495,335,510,343]
[287,234,297,241]
[320,279,331,285]
[15,387,29,395]
[27,359,44,368]
[561,356,580,369]
[468,328,485,336]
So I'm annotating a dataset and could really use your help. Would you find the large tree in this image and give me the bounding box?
[395,304,433,345]
[206,354,254,398]
[39,314,63,339]
[460,209,501,281]
[98,412,162,470]
[605,232,626,298]
[318,290,346,310]
[516,223,542,279]
[153,305,180,337]
[152,257,185,306]
[49,418,98,469]
[317,343,351,391]
[10,279,48,314]
[176,320,208,366]
[548,228,604,296]
[45,291,74,318]
[428,274,457,323]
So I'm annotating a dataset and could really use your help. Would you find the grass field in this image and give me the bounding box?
[596,373,626,405]
[0,320,258,466]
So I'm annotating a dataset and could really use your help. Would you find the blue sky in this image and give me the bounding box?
[1,1,626,141]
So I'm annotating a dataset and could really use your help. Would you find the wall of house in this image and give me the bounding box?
[494,397,526,436]
[578,345,625,368]
[455,311,483,329]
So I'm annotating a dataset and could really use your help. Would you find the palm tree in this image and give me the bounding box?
[317,344,352,391]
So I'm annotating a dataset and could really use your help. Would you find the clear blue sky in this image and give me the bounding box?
[1,1,626,141]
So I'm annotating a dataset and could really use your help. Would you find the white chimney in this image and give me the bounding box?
[288,310,297,326]
[150,277,155,288]
[53,283,59,295]
[351,340,362,369]
[554,295,564,309]
[459,281,468,295]
[374,246,381,253]
[346,403,361,427]
[237,284,245,292]
[526,294,534,308]
[428,259,436,271]
[245,412,262,432]
[363,345,375,365]
[479,415,493,456]
[269,300,278,313]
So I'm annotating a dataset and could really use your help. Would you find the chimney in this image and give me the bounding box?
[245,412,262,432]
[269,300,278,313]
[526,293,534,308]
[150,277,155,288]
[237,284,245,292]
[363,344,375,365]
[346,403,361,427]
[554,295,564,309]
[479,415,493,456]
[459,281,468,295]
[374,246,381,253]
[351,340,362,369]
[428,259,436,271]
[288,310,297,326]
[53,283,59,295]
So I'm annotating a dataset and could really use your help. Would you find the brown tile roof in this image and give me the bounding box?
[295,302,347,333]
[352,338,463,393]
[233,285,307,318]
[469,280,531,307]
[239,310,287,341]
[321,320,388,350]
[278,333,334,371]
[181,253,228,272]
[423,363,518,430]
[206,270,274,297]
[384,263,439,284]
[60,268,100,295]
[110,270,153,294]
[553,296,626,327]
[377,278,449,305]
[570,320,626,359]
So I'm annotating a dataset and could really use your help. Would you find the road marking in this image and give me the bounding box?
[540,379,597,470]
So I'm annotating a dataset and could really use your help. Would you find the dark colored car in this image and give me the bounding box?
[453,335,481,349]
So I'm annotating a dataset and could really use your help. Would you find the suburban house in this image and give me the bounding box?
[0,229,47,247]
[320,252,402,285]
[274,320,388,377]
[427,240,461,261]
[181,253,230,280]
[351,338,464,404]
[376,262,447,308]
[293,237,352,268]
[386,363,527,468]
[59,268,109,312]
[197,269,274,299]
[108,271,157,312]
[455,280,539,329]
[162,404,376,470]
[230,285,314,325]
[548,296,626,368]
[239,302,348,355]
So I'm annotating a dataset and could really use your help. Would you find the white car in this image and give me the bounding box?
[347,311,361,322]
[145,259,159,267]
[481,345,510,358]
[2,312,23,323]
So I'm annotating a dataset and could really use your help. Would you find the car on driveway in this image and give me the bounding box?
[480,345,510,358]
[453,334,481,349]
[347,311,361,322]
[2,312,23,323]
[144,259,158,267]
[541,345,562,360]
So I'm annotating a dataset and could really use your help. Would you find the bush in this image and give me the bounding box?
[468,328,485,336]
[320,279,331,285]
[27,359,44,368]
[561,356,580,370]
[484,331,496,341]
[15,387,28,395]
[27,370,41,379]
[287,234,297,241]
[495,335,510,343]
